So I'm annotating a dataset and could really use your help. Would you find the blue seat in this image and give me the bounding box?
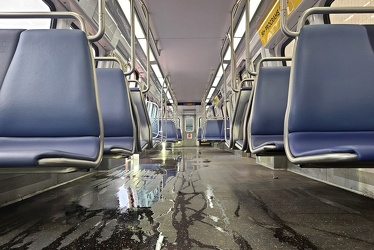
[222,119,230,143]
[96,68,135,157]
[230,87,252,150]
[203,119,224,142]
[0,29,103,173]
[160,120,178,142]
[197,127,203,141]
[130,88,152,150]
[285,24,374,166]
[249,66,290,155]
[177,128,183,141]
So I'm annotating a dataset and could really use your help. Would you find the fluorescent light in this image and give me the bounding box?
[169,99,174,104]
[234,11,246,38]
[206,98,210,103]
[212,77,221,87]
[207,88,215,99]
[129,81,137,88]
[250,0,261,19]
[118,0,131,23]
[233,37,242,50]
[138,39,155,61]
[216,67,223,78]
[118,0,145,38]
[134,17,145,39]
[224,48,231,61]
[166,91,171,99]
[151,64,163,78]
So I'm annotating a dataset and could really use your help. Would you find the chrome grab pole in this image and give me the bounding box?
[88,0,105,42]
[138,0,151,93]
[124,0,136,76]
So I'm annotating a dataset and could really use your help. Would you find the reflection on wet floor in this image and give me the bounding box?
[1,144,374,249]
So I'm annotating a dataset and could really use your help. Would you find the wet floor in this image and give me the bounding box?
[1,144,374,249]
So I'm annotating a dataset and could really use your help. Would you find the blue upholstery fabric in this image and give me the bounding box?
[288,25,374,132]
[251,67,290,135]
[160,120,178,142]
[177,128,182,141]
[0,137,100,166]
[249,66,290,153]
[286,25,374,161]
[197,128,203,141]
[96,68,135,155]
[104,137,134,154]
[251,135,284,151]
[0,29,101,167]
[0,30,100,137]
[0,30,24,87]
[130,88,152,149]
[289,132,374,160]
[231,87,252,149]
[204,120,224,141]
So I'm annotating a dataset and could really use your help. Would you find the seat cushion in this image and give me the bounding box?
[288,132,374,160]
[251,135,284,151]
[104,137,134,153]
[0,137,100,166]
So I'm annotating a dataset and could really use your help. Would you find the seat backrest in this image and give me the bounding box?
[160,120,177,141]
[222,119,230,140]
[146,101,160,138]
[0,29,100,137]
[197,127,203,140]
[96,68,135,138]
[251,67,290,135]
[204,119,223,140]
[231,87,252,147]
[177,128,182,141]
[287,25,374,134]
[130,88,152,148]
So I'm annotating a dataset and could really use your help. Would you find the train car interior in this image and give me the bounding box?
[1,0,374,249]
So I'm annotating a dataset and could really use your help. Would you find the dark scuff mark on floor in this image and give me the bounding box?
[235,202,241,217]
[233,230,252,250]
[248,191,318,250]
[166,173,219,249]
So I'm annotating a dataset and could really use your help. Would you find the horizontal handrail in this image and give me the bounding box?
[298,6,374,32]
[94,57,123,71]
[0,12,87,33]
[124,0,136,76]
[256,57,292,73]
[281,0,374,38]
[0,0,105,42]
[138,0,151,93]
[88,0,105,42]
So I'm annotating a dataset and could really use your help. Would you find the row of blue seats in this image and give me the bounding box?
[155,120,182,142]
[197,119,229,142]
[0,23,154,173]
[231,5,374,168]
[96,67,154,157]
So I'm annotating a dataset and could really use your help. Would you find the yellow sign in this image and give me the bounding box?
[257,0,302,45]
[213,96,219,105]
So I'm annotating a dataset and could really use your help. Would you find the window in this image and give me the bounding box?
[185,117,194,132]
[0,0,51,29]
[253,53,262,72]
[282,39,295,66]
[329,0,374,24]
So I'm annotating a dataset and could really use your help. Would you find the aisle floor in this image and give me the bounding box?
[1,144,374,249]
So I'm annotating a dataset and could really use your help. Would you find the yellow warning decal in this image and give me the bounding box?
[257,0,302,45]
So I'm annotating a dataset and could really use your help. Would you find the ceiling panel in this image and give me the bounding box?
[143,0,239,103]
